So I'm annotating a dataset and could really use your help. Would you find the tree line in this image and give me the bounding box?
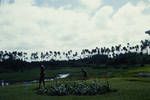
[0,31,150,72]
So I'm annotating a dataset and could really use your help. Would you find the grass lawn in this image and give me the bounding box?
[0,65,150,81]
[0,65,150,100]
[0,78,150,100]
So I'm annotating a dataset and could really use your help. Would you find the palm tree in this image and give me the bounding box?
[111,46,115,57]
[0,51,3,61]
[101,47,105,55]
[23,52,28,61]
[127,43,131,53]
[57,51,61,59]
[31,52,38,61]
[53,51,57,60]
[73,52,78,59]
[105,47,111,56]
[135,45,140,53]
[81,49,86,58]
[18,52,23,60]
[145,30,150,35]
[12,51,17,60]
[66,53,69,60]
[115,44,121,53]
[95,47,100,55]
[122,46,128,53]
[141,40,150,54]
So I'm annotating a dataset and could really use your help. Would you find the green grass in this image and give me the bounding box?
[0,65,150,100]
[0,67,145,81]
[0,68,60,81]
[0,65,150,81]
[0,78,150,100]
[116,65,150,77]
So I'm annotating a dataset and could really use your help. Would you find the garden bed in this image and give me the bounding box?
[36,80,114,96]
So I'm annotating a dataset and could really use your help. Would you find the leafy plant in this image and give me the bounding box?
[36,80,112,96]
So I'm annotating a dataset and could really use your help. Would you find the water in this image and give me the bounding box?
[136,72,150,77]
[56,73,70,79]
[30,73,70,83]
[0,80,9,87]
[0,73,70,87]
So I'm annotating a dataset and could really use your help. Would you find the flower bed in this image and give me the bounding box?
[36,80,112,96]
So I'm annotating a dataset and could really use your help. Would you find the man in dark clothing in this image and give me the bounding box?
[81,68,87,79]
[39,65,45,89]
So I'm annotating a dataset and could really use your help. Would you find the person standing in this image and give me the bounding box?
[81,68,87,80]
[39,65,45,89]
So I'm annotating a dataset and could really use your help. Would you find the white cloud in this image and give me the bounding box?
[80,0,102,10]
[0,0,149,51]
[14,0,34,6]
[92,6,113,28]
[108,2,150,44]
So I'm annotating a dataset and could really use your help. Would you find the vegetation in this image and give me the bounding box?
[0,31,149,72]
[0,31,149,99]
[37,80,111,96]
[0,64,150,100]
[0,77,150,100]
[0,40,150,72]
[0,65,150,82]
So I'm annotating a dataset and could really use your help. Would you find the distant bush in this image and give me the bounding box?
[36,80,111,96]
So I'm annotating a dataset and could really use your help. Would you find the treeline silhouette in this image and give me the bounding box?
[0,31,150,72]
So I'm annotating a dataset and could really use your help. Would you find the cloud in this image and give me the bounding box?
[108,2,150,44]
[80,0,102,10]
[0,0,149,51]
[92,6,113,28]
[14,0,34,5]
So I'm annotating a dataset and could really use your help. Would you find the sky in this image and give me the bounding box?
[0,0,150,51]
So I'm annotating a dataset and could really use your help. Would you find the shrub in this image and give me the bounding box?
[36,80,111,96]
